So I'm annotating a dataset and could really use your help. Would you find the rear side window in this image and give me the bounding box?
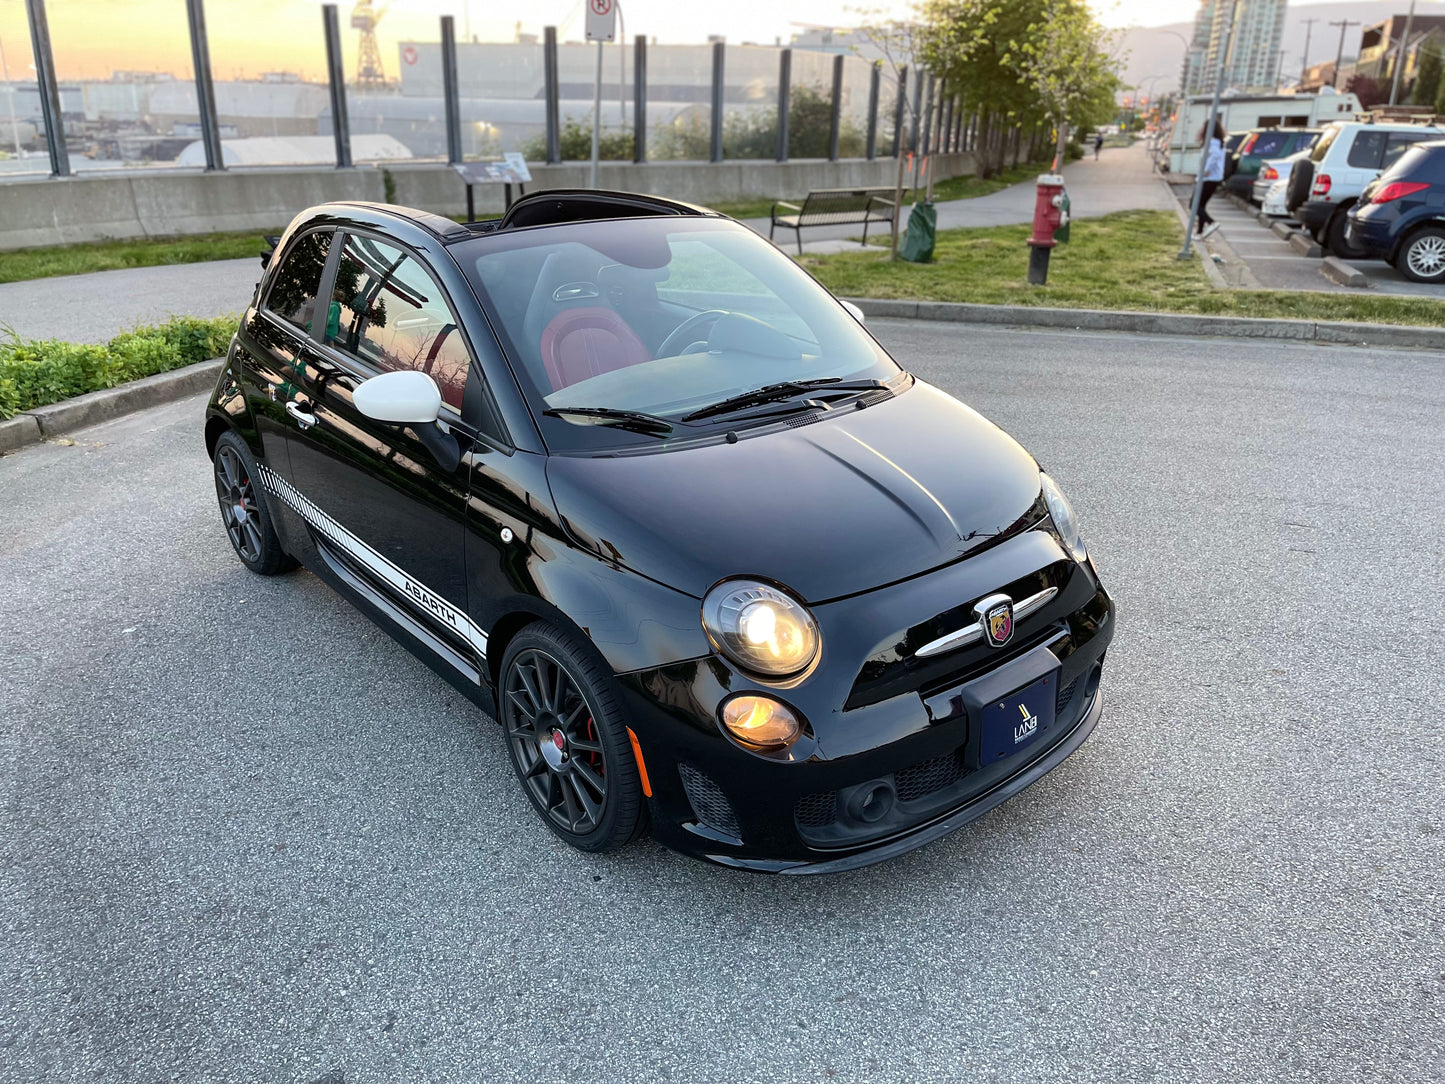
[326,234,471,411]
[1347,130,1388,169]
[1251,132,1289,157]
[1310,126,1340,163]
[265,230,333,332]
[1383,132,1437,170]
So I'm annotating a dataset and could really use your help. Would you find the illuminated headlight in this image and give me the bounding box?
[701,579,820,677]
[1041,472,1087,563]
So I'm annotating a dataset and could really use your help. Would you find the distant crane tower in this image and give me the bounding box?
[351,2,388,89]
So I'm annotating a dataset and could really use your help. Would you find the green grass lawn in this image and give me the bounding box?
[0,231,269,285]
[803,209,1445,327]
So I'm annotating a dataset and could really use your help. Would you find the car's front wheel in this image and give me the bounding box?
[212,431,295,576]
[499,623,648,853]
[1394,226,1445,283]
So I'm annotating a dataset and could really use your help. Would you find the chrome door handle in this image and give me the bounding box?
[285,401,317,430]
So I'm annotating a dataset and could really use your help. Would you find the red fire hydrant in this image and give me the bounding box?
[1027,173,1069,285]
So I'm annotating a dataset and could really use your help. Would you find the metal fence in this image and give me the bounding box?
[2,0,973,179]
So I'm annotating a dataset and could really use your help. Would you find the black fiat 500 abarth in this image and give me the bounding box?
[205,192,1114,873]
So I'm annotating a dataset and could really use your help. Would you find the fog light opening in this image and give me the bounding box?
[720,694,801,748]
[1084,663,1102,703]
[852,782,895,824]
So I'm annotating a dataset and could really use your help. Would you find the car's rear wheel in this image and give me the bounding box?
[1394,226,1445,283]
[499,624,647,852]
[1325,208,1368,260]
[212,431,295,576]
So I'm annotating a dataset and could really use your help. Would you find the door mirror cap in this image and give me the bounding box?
[353,370,442,425]
[839,299,866,325]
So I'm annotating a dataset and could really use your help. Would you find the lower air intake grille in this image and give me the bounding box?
[1056,676,1080,715]
[895,749,967,802]
[678,763,740,838]
[794,790,839,828]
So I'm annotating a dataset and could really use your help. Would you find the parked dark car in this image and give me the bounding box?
[1225,127,1318,199]
[205,194,1115,873]
[1346,140,1445,283]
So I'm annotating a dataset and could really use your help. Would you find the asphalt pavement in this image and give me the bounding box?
[2,322,1443,1083]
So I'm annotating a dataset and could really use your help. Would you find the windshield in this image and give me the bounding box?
[456,217,899,451]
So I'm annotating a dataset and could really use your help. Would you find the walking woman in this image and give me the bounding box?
[1194,119,1226,240]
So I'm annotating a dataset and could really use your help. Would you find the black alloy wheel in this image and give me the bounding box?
[212,431,294,576]
[499,624,646,852]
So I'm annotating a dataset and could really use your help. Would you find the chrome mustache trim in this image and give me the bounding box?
[914,586,1058,659]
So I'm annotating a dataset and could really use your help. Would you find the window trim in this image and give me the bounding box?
[313,227,512,450]
[260,225,337,335]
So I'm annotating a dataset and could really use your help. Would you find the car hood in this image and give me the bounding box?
[544,381,1043,603]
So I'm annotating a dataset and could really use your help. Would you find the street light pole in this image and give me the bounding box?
[1389,0,1417,106]
[1330,19,1360,91]
[1179,0,1240,260]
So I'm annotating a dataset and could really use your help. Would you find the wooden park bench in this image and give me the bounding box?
[769,188,896,255]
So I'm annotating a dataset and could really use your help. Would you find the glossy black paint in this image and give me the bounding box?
[205,197,1116,872]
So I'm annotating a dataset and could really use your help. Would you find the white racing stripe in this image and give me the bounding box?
[258,463,489,660]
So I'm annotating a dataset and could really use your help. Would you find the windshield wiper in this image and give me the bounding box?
[542,406,674,436]
[680,378,888,423]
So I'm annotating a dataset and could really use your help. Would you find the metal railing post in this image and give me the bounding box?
[776,48,791,163]
[441,15,462,164]
[828,54,843,161]
[633,35,647,163]
[892,66,907,157]
[24,0,68,177]
[910,70,922,153]
[865,62,880,160]
[185,0,224,171]
[543,26,560,164]
[920,73,934,155]
[321,4,351,167]
[942,94,953,154]
[710,41,725,163]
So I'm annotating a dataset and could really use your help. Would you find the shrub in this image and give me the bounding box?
[521,117,635,162]
[0,315,236,420]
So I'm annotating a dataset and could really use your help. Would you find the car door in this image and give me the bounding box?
[276,230,488,681]
[236,226,337,479]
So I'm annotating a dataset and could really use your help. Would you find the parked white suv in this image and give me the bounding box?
[1284,120,1445,258]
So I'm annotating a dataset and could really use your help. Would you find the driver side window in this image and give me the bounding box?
[326,234,471,411]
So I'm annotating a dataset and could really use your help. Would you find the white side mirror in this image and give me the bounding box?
[353,370,442,425]
[840,299,866,325]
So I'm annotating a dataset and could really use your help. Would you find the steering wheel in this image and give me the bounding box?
[655,310,728,359]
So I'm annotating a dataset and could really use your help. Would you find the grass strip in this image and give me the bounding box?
[802,209,1445,327]
[0,315,236,420]
[0,232,267,285]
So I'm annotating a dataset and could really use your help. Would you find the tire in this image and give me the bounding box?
[212,430,296,576]
[499,623,648,853]
[1394,226,1445,283]
[1325,208,1368,260]
[1285,161,1314,213]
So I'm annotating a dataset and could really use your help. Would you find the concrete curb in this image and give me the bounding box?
[1288,232,1324,258]
[1321,256,1370,288]
[1271,221,1295,241]
[1,357,223,455]
[845,297,1443,351]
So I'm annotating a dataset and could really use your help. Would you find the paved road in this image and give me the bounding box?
[2,323,1443,1084]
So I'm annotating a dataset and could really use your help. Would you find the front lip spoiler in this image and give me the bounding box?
[703,688,1104,875]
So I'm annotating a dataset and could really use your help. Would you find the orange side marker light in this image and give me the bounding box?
[626,727,652,797]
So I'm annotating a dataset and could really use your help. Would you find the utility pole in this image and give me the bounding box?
[1389,0,1417,106]
[1299,18,1318,87]
[1180,0,1240,261]
[0,37,23,158]
[1330,19,1360,90]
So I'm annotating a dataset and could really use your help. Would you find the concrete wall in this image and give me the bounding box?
[0,152,974,251]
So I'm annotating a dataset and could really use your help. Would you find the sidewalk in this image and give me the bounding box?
[0,143,1179,345]
[741,141,1178,251]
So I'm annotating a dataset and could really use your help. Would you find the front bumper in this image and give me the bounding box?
[619,529,1115,872]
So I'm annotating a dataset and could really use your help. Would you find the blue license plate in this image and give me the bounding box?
[980,673,1058,764]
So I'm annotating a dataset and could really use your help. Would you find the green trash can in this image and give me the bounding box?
[899,201,937,263]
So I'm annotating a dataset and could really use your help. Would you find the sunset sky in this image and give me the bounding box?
[0,0,1381,83]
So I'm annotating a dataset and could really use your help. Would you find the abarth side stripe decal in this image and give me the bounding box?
[257,463,489,659]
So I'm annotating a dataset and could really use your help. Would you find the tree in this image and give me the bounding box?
[1346,74,1388,108]
[1412,40,1442,107]
[1016,0,1123,166]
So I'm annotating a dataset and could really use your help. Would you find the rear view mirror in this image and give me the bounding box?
[353,370,442,425]
[840,299,866,325]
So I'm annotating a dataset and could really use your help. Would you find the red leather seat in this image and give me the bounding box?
[538,307,653,392]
